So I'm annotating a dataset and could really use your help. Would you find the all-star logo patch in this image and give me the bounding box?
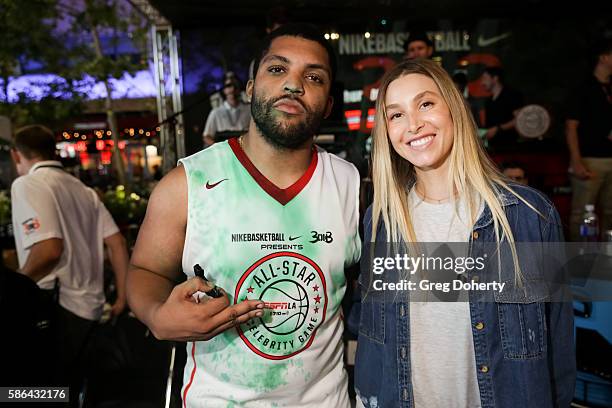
[235,252,327,360]
[22,218,40,235]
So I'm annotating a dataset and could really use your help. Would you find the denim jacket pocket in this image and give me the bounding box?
[494,280,548,360]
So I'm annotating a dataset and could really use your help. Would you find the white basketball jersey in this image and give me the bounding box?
[178,138,361,407]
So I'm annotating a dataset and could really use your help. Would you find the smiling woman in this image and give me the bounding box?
[385,78,454,173]
[354,59,576,408]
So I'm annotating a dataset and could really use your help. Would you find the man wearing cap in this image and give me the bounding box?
[403,31,434,60]
[202,76,251,147]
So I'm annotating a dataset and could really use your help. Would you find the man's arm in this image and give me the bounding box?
[486,90,523,139]
[565,119,593,179]
[485,111,520,140]
[202,110,217,146]
[127,165,263,341]
[104,232,129,317]
[20,238,63,282]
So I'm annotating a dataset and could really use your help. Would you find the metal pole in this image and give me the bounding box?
[168,28,185,159]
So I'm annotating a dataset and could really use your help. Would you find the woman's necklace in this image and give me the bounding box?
[414,183,454,204]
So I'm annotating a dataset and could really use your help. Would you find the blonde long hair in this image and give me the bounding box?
[370,59,532,282]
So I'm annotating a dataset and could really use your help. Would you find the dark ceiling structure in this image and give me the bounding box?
[148,0,611,29]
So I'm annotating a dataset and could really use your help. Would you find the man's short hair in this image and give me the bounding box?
[221,75,242,99]
[500,161,526,172]
[403,31,434,52]
[251,23,337,83]
[13,125,56,160]
[483,66,505,84]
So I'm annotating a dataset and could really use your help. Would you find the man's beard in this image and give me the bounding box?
[251,88,325,150]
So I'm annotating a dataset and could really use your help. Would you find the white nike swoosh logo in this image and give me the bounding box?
[477,32,511,47]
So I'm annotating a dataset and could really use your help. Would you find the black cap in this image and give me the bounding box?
[403,31,434,52]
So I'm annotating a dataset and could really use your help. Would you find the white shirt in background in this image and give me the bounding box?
[11,161,119,321]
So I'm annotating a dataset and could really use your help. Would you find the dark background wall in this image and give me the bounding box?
[177,14,610,156]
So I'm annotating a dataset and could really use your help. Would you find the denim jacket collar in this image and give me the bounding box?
[473,186,519,230]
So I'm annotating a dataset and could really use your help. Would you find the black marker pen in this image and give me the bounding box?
[193,264,224,298]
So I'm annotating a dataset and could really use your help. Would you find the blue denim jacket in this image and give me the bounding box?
[352,184,576,408]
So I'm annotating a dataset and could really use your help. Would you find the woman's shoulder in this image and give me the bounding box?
[498,183,562,236]
[500,183,556,214]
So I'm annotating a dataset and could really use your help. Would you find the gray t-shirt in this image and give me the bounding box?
[408,188,482,408]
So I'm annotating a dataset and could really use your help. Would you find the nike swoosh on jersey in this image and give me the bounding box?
[205,179,228,189]
[477,32,511,47]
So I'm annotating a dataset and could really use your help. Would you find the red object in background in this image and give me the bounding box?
[366,109,376,129]
[345,110,361,131]
[75,141,87,152]
[96,140,105,151]
[100,150,112,165]
[79,151,89,167]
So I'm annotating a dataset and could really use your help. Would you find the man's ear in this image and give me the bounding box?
[323,95,334,119]
[246,80,254,102]
[10,148,21,165]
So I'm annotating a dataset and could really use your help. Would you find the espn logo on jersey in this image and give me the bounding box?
[22,217,40,235]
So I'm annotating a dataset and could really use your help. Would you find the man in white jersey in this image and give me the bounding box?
[128,24,361,407]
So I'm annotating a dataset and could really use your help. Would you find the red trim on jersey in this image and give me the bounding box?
[182,342,197,408]
[228,137,318,205]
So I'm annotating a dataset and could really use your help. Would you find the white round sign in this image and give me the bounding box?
[516,104,550,139]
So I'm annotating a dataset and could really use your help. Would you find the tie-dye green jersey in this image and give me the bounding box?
[178,138,361,407]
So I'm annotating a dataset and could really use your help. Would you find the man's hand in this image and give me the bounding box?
[110,298,127,318]
[485,126,499,140]
[149,277,264,342]
[570,159,594,180]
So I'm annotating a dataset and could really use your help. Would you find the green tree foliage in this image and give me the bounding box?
[0,0,148,186]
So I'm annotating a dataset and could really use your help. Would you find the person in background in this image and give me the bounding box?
[501,161,529,185]
[10,125,129,405]
[202,75,251,148]
[480,66,524,151]
[0,266,54,386]
[566,36,612,241]
[452,71,481,127]
[403,30,434,60]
